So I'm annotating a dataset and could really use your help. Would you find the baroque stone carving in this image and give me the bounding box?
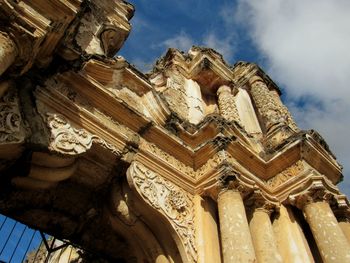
[127,161,197,262]
[46,113,121,156]
[245,190,278,215]
[289,186,334,210]
[141,141,195,178]
[217,85,241,125]
[218,166,254,199]
[0,84,25,144]
[249,76,298,132]
[266,160,304,188]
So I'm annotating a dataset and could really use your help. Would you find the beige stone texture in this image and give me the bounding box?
[194,195,221,263]
[185,79,205,124]
[0,1,348,261]
[218,189,256,263]
[235,88,262,134]
[304,201,350,263]
[339,220,350,244]
[217,85,241,125]
[249,208,282,263]
[0,32,17,76]
[273,205,314,263]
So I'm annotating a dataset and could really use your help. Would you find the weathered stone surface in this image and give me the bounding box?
[0,1,348,262]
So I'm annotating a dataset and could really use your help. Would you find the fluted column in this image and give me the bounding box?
[248,76,298,132]
[248,193,282,263]
[217,180,256,263]
[292,192,350,263]
[217,85,241,125]
[0,32,18,76]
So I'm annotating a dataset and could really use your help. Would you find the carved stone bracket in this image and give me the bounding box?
[288,183,335,210]
[217,165,254,200]
[0,82,26,145]
[245,189,279,215]
[46,113,121,156]
[126,161,197,262]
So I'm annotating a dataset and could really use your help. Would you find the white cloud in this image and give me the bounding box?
[158,31,194,52]
[157,30,236,62]
[236,0,350,194]
[203,33,236,61]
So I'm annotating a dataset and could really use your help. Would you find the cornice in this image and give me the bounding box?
[33,58,342,194]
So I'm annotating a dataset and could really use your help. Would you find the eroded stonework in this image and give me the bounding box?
[0,1,349,263]
[127,161,197,262]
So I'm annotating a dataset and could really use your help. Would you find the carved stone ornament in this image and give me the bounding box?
[266,160,304,188]
[217,85,241,125]
[46,113,121,156]
[289,187,334,210]
[127,161,197,262]
[218,165,254,199]
[245,190,278,215]
[0,84,25,144]
[249,76,298,132]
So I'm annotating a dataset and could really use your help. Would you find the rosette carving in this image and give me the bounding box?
[46,113,121,156]
[127,162,197,262]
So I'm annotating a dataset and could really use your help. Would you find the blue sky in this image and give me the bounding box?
[120,0,350,196]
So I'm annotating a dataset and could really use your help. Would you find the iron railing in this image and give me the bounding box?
[0,214,71,263]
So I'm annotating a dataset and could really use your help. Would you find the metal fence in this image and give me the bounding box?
[0,214,71,263]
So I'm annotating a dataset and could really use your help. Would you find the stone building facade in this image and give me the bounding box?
[0,1,349,262]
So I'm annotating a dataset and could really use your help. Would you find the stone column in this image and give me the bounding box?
[248,194,282,263]
[248,76,298,132]
[339,219,350,244]
[334,208,350,244]
[0,32,18,76]
[217,187,256,263]
[272,205,314,263]
[217,85,241,125]
[294,193,350,263]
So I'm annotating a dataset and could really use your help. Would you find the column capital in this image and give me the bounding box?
[216,85,231,96]
[289,187,334,210]
[245,190,278,215]
[218,173,253,200]
[334,208,350,223]
[248,75,264,86]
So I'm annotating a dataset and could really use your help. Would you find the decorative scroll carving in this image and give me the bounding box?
[142,141,195,178]
[289,186,334,210]
[218,165,254,199]
[217,85,241,125]
[249,76,298,132]
[127,162,197,262]
[46,113,121,156]
[0,84,25,144]
[266,160,304,188]
[245,190,278,215]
